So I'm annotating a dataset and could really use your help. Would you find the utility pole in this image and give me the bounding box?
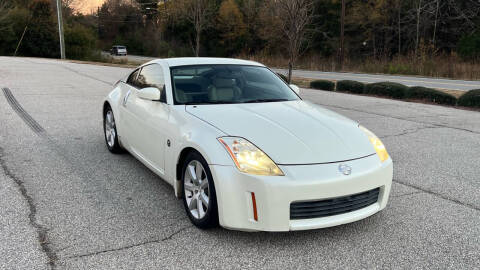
[339,0,345,70]
[14,26,28,56]
[56,0,65,59]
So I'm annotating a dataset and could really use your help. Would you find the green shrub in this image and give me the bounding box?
[277,73,288,82]
[364,82,408,99]
[65,24,96,60]
[458,89,480,108]
[310,80,335,91]
[337,80,365,94]
[407,86,457,105]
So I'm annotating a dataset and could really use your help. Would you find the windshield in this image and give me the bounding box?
[170,65,299,105]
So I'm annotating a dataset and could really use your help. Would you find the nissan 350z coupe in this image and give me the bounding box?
[103,58,393,231]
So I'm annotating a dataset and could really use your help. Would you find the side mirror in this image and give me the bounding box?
[138,87,161,101]
[290,84,300,94]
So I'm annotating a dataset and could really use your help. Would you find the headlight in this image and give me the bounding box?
[218,137,284,176]
[359,125,389,162]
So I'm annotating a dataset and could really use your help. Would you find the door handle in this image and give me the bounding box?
[123,90,131,107]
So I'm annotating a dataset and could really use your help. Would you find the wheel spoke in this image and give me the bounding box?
[200,179,208,190]
[184,182,195,192]
[195,162,203,180]
[188,197,196,210]
[197,196,204,217]
[106,112,112,125]
[199,192,209,208]
[109,130,115,146]
[187,165,197,181]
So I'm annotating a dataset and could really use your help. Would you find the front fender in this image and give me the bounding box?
[103,83,130,142]
[170,106,233,167]
[168,106,235,197]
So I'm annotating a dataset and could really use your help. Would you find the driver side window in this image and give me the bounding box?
[127,69,140,88]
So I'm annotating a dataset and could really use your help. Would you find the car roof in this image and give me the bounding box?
[145,57,265,68]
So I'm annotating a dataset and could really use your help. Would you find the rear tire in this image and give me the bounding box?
[181,151,219,229]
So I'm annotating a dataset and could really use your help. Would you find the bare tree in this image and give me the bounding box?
[414,0,438,54]
[339,0,345,70]
[177,0,214,57]
[273,0,314,83]
[432,0,439,48]
[415,0,422,55]
[240,0,259,53]
[241,0,258,29]
[0,1,11,33]
[396,0,402,54]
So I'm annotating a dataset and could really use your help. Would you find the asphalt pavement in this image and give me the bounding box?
[0,56,479,269]
[109,53,480,91]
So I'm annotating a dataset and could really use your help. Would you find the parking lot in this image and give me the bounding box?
[0,56,479,269]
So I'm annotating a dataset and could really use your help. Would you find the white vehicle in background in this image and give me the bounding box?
[110,45,127,56]
[102,57,393,231]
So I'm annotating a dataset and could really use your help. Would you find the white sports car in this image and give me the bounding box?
[103,58,393,231]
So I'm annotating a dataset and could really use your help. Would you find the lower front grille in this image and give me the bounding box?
[290,188,380,220]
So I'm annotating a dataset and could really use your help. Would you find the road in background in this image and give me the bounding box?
[109,53,480,91]
[275,69,480,91]
[103,51,154,64]
[1,57,478,269]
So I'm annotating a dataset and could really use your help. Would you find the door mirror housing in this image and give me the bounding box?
[138,87,161,101]
[290,84,300,94]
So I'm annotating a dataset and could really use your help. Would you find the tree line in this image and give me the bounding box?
[1,0,479,78]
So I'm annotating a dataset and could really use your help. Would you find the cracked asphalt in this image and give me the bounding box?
[0,56,479,269]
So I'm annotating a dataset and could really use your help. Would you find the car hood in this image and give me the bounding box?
[186,100,375,164]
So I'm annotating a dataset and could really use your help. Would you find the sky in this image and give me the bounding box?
[74,0,105,14]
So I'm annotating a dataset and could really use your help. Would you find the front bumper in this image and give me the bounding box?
[210,154,393,231]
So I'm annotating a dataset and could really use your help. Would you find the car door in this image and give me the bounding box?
[118,68,140,148]
[122,64,170,176]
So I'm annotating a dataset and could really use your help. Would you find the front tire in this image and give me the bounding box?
[103,107,123,153]
[181,151,219,229]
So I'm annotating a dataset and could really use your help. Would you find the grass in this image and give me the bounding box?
[241,53,480,81]
[68,59,137,68]
[434,89,467,99]
[290,77,316,88]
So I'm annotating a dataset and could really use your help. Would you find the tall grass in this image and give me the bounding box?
[241,52,480,80]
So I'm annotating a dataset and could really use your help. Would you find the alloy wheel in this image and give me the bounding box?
[184,160,210,219]
[105,110,116,148]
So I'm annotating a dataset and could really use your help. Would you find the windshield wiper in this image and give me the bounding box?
[243,98,290,103]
